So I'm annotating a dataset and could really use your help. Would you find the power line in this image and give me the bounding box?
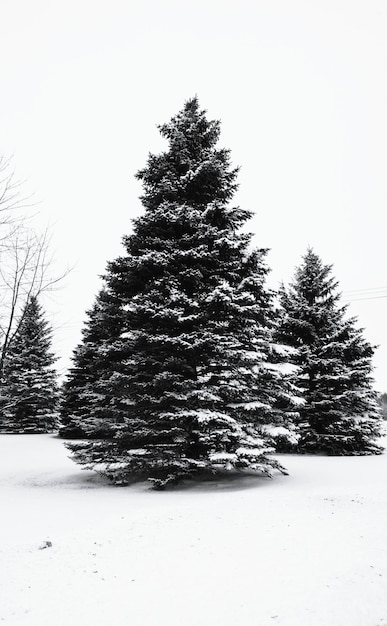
[342,294,387,303]
[340,285,387,303]
[342,286,387,296]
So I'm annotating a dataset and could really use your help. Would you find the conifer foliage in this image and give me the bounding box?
[59,288,125,439]
[64,97,290,487]
[277,248,382,455]
[0,296,58,433]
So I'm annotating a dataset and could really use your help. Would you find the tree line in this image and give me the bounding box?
[0,98,383,488]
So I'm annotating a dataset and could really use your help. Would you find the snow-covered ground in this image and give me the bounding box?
[1,435,387,626]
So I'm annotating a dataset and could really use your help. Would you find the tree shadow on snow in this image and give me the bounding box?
[162,470,289,494]
[20,470,112,490]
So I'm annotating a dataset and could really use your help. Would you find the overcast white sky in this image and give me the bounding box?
[1,0,387,388]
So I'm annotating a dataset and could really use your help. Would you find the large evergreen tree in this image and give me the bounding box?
[277,248,382,455]
[0,296,58,433]
[64,97,294,487]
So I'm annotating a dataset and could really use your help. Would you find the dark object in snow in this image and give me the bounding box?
[39,540,52,550]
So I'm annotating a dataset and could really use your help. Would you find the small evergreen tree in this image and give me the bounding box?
[0,296,58,433]
[277,248,383,455]
[64,97,293,487]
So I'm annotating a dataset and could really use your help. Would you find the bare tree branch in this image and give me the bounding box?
[0,155,35,219]
[0,157,70,379]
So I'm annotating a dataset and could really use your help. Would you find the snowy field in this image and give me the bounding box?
[1,435,387,626]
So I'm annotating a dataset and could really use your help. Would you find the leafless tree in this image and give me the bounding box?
[0,155,33,223]
[0,156,66,379]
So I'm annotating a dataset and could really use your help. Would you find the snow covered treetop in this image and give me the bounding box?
[136,96,239,210]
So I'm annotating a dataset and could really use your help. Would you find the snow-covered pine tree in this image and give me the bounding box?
[0,296,58,433]
[59,288,125,438]
[66,97,292,487]
[277,248,383,455]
